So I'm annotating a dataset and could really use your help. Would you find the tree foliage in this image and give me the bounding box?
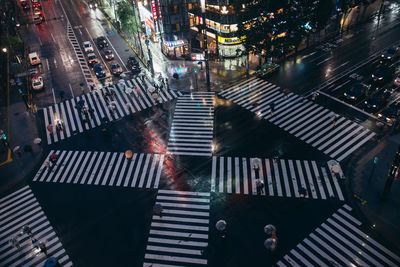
[234,0,335,60]
[116,1,138,34]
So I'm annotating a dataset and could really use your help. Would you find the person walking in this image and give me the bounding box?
[255,179,264,194]
[333,115,338,128]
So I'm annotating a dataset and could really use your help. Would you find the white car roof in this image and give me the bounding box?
[87,53,96,57]
[83,41,91,46]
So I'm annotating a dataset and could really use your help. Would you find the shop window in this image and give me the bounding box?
[176,23,180,31]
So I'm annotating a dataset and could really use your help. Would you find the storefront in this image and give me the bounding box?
[138,1,161,42]
[217,36,244,58]
[162,40,189,58]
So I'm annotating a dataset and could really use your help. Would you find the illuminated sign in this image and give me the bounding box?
[217,36,242,44]
[151,0,157,20]
[164,40,185,47]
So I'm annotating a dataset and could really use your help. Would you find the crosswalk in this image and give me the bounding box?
[32,150,165,188]
[42,77,183,144]
[0,186,72,267]
[211,156,344,200]
[143,189,210,266]
[277,204,400,267]
[167,92,215,157]
[219,78,375,162]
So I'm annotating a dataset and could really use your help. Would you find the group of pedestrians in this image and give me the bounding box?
[9,225,47,255]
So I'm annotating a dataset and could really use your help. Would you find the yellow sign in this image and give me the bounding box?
[217,36,242,45]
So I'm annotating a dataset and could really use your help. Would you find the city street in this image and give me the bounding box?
[1,0,400,266]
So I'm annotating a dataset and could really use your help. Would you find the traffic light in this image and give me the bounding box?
[1,132,6,141]
[373,156,378,164]
[194,68,198,74]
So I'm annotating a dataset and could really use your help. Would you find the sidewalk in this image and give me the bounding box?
[348,132,400,247]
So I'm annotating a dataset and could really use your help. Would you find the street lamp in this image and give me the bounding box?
[2,48,7,53]
[200,0,211,91]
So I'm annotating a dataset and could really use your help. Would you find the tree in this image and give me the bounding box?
[116,1,136,34]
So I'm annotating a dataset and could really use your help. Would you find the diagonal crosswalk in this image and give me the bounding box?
[276,204,400,267]
[0,186,73,267]
[167,92,215,157]
[143,189,210,266]
[42,76,183,145]
[211,156,344,200]
[32,150,165,188]
[219,78,375,162]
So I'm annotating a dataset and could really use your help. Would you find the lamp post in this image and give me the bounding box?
[200,0,211,91]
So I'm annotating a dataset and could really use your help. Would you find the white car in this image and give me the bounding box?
[83,41,94,53]
[32,76,44,91]
[394,75,400,87]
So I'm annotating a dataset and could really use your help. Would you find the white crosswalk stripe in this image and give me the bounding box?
[0,186,73,267]
[211,156,344,200]
[219,78,375,161]
[167,92,215,157]
[32,151,165,188]
[277,204,400,267]
[143,190,210,266]
[42,77,182,144]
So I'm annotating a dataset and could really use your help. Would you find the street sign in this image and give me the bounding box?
[145,39,150,45]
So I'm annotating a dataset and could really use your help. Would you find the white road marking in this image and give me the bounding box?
[316,56,333,66]
[46,58,50,71]
[51,88,57,105]
[68,83,75,98]
[50,32,56,43]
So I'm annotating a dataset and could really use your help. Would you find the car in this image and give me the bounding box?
[33,8,41,15]
[96,36,108,49]
[127,56,139,67]
[20,0,29,10]
[394,74,400,87]
[31,76,44,91]
[87,53,97,65]
[33,14,44,24]
[32,2,41,9]
[93,63,105,78]
[381,46,399,61]
[28,52,41,65]
[83,41,94,53]
[89,1,98,9]
[110,61,122,76]
[31,0,39,3]
[378,101,400,126]
[343,83,368,101]
[130,64,141,74]
[104,49,114,60]
[372,67,393,84]
[256,63,280,78]
[364,89,391,112]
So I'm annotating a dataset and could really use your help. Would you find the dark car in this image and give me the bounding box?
[257,63,279,78]
[378,101,400,125]
[372,67,393,84]
[381,46,399,61]
[20,0,29,10]
[110,61,122,76]
[127,56,139,67]
[104,49,114,60]
[343,83,368,101]
[96,36,108,49]
[93,63,106,78]
[364,89,391,112]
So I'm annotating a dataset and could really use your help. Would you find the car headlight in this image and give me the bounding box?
[350,96,355,99]
[364,101,368,104]
[388,56,391,59]
[373,105,376,107]
[379,77,383,80]
[378,113,382,117]
[344,92,347,96]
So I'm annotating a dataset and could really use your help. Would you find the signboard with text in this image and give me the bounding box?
[151,0,158,20]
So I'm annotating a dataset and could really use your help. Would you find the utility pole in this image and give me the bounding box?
[200,0,210,91]
[381,145,400,200]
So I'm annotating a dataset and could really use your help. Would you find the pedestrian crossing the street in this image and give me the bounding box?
[0,186,73,267]
[219,78,375,161]
[167,92,215,157]
[32,150,165,188]
[211,156,344,200]
[276,204,400,267]
[143,189,210,266]
[42,77,182,145]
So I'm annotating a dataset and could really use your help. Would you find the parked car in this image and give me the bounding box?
[93,63,105,78]
[87,53,97,65]
[104,49,114,60]
[28,52,41,65]
[343,83,368,101]
[33,14,44,24]
[110,61,122,76]
[364,89,391,112]
[378,101,400,126]
[83,41,94,53]
[96,36,108,49]
[31,76,44,91]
